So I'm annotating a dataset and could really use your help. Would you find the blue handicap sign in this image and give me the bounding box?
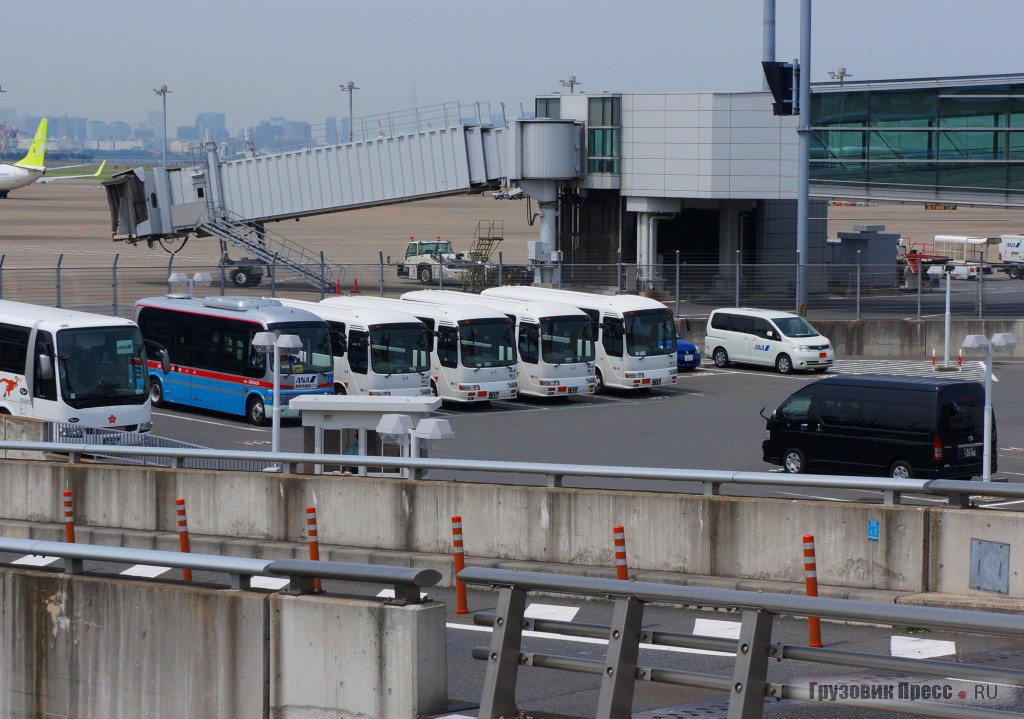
[868,520,880,542]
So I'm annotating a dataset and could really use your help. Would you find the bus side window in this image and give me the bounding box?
[518,322,539,364]
[602,319,624,357]
[33,331,57,401]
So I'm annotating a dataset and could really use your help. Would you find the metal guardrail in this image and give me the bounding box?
[0,537,439,602]
[460,567,1024,719]
[4,439,1023,508]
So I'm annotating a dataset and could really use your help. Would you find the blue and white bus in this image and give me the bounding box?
[134,295,334,425]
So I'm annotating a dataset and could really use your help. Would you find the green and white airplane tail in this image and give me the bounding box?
[14,118,47,169]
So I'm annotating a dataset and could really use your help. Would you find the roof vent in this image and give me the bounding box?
[202,296,283,312]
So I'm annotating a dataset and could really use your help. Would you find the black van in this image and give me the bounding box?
[761,375,995,479]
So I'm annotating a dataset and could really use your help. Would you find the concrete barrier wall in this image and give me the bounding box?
[679,318,1024,360]
[0,460,946,593]
[0,568,446,719]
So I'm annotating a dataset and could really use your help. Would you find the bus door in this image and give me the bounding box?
[346,329,369,394]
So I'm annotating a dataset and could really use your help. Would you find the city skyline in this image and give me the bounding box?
[2,0,1023,133]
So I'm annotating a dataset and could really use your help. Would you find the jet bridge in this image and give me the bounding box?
[104,110,582,289]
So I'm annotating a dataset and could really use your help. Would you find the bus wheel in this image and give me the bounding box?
[783,447,805,474]
[149,378,164,407]
[594,369,605,393]
[0,407,10,415]
[429,380,439,397]
[889,460,914,479]
[247,396,268,426]
[334,382,347,395]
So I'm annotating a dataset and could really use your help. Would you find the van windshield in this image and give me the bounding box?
[771,316,820,338]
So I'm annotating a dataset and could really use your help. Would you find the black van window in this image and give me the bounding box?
[711,312,732,331]
[940,400,982,433]
[778,394,811,420]
[859,399,931,432]
[731,315,754,333]
[752,318,775,340]
[819,397,862,426]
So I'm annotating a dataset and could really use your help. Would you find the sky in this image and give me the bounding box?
[3,0,1024,133]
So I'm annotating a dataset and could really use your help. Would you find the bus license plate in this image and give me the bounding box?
[652,378,662,386]
[488,391,499,399]
[962,446,977,458]
[568,386,578,394]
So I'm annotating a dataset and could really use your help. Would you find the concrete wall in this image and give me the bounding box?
[0,567,446,719]
[679,317,1024,360]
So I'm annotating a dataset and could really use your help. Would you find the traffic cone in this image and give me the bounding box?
[352,278,360,294]
[335,278,341,295]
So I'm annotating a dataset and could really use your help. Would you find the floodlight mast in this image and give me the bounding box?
[153,85,172,167]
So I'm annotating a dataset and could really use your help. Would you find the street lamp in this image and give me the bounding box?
[252,331,303,458]
[153,84,172,167]
[962,332,1017,481]
[339,81,358,143]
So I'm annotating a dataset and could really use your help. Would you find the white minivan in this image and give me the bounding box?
[704,308,833,374]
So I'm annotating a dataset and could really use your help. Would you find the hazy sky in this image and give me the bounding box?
[3,0,1023,132]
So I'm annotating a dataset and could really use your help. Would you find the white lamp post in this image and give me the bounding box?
[376,414,415,478]
[962,332,1017,481]
[253,331,303,458]
[153,84,171,167]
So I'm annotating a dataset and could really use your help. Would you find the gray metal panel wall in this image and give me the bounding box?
[216,126,507,223]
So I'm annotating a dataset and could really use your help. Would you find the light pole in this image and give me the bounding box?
[559,75,582,94]
[339,81,358,143]
[962,332,1017,481]
[153,84,172,167]
[252,332,303,458]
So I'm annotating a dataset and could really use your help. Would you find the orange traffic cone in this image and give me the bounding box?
[335,278,341,295]
[352,278,360,294]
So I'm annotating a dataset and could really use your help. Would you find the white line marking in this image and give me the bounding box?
[152,412,268,432]
[890,635,956,659]
[769,491,857,502]
[693,618,742,639]
[250,576,291,590]
[446,623,731,655]
[979,498,1024,508]
[121,564,171,578]
[13,555,61,566]
[526,603,580,622]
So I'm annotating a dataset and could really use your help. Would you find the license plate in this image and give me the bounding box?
[568,386,578,394]
[684,354,693,361]
[962,446,977,458]
[652,378,662,386]
[488,391,499,399]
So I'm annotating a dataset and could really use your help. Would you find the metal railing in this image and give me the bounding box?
[0,254,1015,320]
[0,537,439,602]
[461,566,1024,719]
[5,439,1021,508]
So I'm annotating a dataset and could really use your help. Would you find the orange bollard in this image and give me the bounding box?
[176,498,192,582]
[452,515,468,614]
[958,348,963,369]
[931,349,936,369]
[613,525,629,580]
[335,278,341,295]
[306,506,323,592]
[803,534,823,647]
[62,490,76,543]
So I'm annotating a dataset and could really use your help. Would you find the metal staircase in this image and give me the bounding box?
[197,207,335,291]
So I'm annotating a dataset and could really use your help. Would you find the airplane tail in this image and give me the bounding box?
[14,118,47,169]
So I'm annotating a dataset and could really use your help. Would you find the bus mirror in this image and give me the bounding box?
[683,317,691,332]
[158,349,171,374]
[332,331,348,354]
[37,354,54,381]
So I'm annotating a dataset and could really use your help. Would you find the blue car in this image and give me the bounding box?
[676,334,702,371]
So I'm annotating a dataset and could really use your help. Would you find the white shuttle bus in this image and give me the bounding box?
[0,300,152,433]
[482,287,678,391]
[277,298,431,397]
[401,290,597,398]
[321,296,518,404]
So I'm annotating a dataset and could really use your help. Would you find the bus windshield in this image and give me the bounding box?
[267,322,333,374]
[771,316,819,338]
[541,316,596,364]
[370,323,431,374]
[57,326,149,409]
[624,310,675,357]
[459,319,516,368]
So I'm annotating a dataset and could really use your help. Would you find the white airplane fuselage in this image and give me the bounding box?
[0,164,44,193]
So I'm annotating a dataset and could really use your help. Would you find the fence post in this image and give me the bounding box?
[498,251,504,287]
[176,498,192,582]
[219,250,227,296]
[728,609,775,718]
[802,534,824,647]
[734,249,740,308]
[378,250,385,297]
[319,251,326,301]
[63,489,76,543]
[56,253,63,308]
[111,253,120,317]
[0,253,6,299]
[613,524,629,580]
[856,251,862,321]
[916,260,922,319]
[167,251,176,295]
[978,255,984,319]
[617,249,623,294]
[306,506,322,592]
[675,250,680,317]
[452,515,468,615]
[271,252,278,297]
[557,252,563,289]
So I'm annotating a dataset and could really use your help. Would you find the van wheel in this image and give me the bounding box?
[247,395,268,426]
[713,347,730,368]
[783,447,806,474]
[149,378,164,407]
[775,354,793,374]
[889,460,914,479]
